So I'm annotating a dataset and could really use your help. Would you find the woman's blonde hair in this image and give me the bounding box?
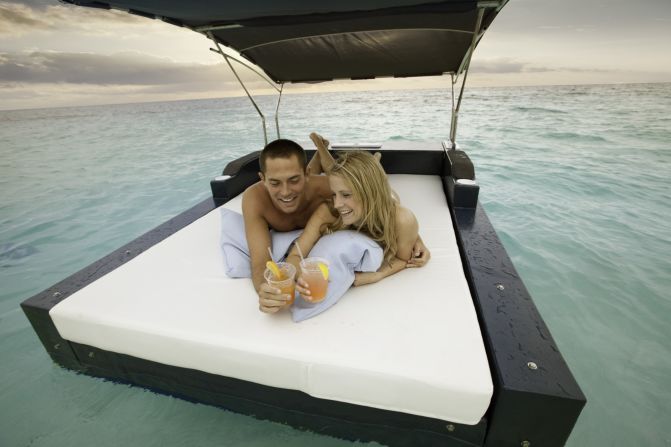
[323,151,398,265]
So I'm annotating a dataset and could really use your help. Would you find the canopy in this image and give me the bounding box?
[62,0,507,83]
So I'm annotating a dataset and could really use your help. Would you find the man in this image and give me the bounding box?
[242,139,332,313]
[243,137,430,314]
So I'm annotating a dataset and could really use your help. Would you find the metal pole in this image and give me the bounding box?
[448,73,457,150]
[449,7,485,147]
[208,47,280,93]
[209,33,270,144]
[275,83,284,139]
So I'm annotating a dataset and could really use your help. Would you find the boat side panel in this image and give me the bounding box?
[451,203,586,446]
[69,341,487,447]
[21,300,82,370]
[485,388,585,447]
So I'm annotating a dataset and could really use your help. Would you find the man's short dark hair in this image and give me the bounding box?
[259,139,307,173]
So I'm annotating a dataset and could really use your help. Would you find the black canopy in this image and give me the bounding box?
[62,0,507,83]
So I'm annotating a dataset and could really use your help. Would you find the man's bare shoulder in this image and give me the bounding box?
[242,181,270,213]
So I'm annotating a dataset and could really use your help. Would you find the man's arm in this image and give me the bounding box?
[242,188,272,291]
[242,188,289,313]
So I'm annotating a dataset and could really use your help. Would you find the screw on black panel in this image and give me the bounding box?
[88,351,95,358]
[446,424,455,432]
[53,291,61,298]
[521,441,531,447]
[527,362,538,370]
[496,284,504,291]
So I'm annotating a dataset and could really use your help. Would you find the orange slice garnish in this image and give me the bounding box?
[318,262,329,280]
[266,261,283,280]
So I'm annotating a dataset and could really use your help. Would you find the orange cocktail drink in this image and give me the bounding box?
[264,262,297,306]
[300,257,329,303]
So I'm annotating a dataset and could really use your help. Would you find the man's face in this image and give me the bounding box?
[260,155,308,214]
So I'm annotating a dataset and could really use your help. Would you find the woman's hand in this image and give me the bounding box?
[295,276,312,299]
[407,237,431,268]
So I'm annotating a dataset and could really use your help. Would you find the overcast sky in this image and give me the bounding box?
[1,0,670,110]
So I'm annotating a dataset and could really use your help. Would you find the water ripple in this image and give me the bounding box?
[1,83,670,447]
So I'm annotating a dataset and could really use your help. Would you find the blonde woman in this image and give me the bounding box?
[286,133,430,298]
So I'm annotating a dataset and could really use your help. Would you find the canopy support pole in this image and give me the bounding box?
[275,83,284,139]
[208,33,283,145]
[449,7,485,149]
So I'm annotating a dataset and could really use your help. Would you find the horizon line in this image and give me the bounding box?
[1,80,669,113]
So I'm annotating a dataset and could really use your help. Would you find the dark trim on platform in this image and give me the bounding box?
[68,341,487,447]
[21,147,585,446]
[21,197,217,368]
[451,206,586,446]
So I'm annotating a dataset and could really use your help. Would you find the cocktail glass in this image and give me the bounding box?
[299,257,329,303]
[264,262,297,306]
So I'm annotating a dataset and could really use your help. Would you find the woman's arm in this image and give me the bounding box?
[353,206,419,286]
[353,257,407,286]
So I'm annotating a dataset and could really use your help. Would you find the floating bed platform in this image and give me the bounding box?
[22,145,585,446]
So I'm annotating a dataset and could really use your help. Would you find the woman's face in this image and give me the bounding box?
[329,175,363,226]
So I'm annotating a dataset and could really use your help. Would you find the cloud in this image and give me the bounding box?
[0,49,281,108]
[470,57,619,75]
[470,58,528,74]
[0,48,279,110]
[0,2,45,30]
[0,50,229,85]
[470,57,559,74]
[0,1,147,35]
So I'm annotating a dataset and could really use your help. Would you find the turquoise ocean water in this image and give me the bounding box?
[1,83,670,446]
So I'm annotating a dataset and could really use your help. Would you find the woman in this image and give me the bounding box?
[286,133,430,298]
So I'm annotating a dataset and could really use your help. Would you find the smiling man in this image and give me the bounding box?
[242,139,332,313]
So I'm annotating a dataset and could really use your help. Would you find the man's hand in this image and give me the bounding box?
[258,282,290,313]
[406,237,431,268]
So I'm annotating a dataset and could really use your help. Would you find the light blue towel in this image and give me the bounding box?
[219,208,383,322]
[291,230,383,322]
[220,208,301,278]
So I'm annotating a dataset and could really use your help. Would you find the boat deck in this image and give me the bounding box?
[48,174,493,425]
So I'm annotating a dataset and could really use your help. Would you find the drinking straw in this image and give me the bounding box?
[267,246,274,262]
[294,241,306,263]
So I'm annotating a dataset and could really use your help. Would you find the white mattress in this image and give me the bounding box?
[50,174,493,425]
